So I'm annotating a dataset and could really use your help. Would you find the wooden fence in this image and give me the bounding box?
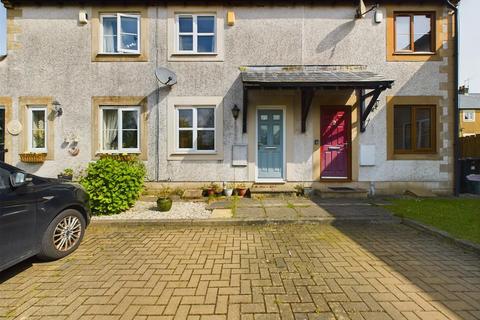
[460,134,480,158]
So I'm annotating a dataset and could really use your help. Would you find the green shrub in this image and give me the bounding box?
[80,156,146,215]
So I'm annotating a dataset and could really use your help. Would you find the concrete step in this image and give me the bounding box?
[315,187,369,199]
[249,184,297,199]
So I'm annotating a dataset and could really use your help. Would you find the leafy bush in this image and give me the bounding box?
[80,156,146,215]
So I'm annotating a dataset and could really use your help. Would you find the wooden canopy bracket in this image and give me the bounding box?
[301,88,314,133]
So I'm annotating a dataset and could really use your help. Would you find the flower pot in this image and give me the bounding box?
[206,189,215,197]
[19,153,47,163]
[236,188,247,197]
[224,188,233,197]
[157,197,173,212]
[57,174,73,181]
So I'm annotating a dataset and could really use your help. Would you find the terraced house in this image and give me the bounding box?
[0,0,459,195]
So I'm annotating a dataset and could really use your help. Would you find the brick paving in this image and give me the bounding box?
[0,223,479,320]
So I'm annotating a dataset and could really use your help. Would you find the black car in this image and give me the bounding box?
[0,162,90,272]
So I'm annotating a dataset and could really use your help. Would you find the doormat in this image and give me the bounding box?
[328,187,356,191]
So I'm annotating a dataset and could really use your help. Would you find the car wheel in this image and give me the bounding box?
[37,209,86,260]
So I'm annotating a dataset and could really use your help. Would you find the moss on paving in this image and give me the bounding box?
[386,198,480,244]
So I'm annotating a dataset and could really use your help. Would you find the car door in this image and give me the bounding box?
[0,167,37,268]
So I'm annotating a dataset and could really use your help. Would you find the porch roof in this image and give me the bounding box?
[241,65,394,89]
[240,65,395,133]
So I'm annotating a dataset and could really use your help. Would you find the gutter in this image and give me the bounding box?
[445,0,460,196]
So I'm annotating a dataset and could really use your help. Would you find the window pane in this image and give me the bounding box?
[179,16,193,33]
[122,130,138,149]
[394,107,412,151]
[120,16,138,34]
[122,110,138,129]
[102,17,117,36]
[120,34,138,51]
[259,125,268,145]
[179,130,193,149]
[178,109,193,128]
[197,108,214,128]
[179,35,193,51]
[395,16,411,51]
[273,124,281,146]
[102,17,117,53]
[197,130,215,150]
[416,108,432,149]
[103,109,118,150]
[413,15,432,52]
[197,36,215,53]
[197,16,215,33]
[31,110,46,149]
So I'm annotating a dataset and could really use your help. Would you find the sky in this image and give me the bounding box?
[0,1,479,90]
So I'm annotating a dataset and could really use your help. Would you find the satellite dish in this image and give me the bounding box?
[155,67,177,87]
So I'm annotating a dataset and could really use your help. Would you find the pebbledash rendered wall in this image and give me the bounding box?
[0,4,455,194]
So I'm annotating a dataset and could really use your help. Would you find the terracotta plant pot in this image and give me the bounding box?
[236,188,247,197]
[157,197,173,212]
[206,189,215,197]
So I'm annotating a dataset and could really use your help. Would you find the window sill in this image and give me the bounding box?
[168,151,223,161]
[93,52,148,62]
[393,52,435,56]
[171,52,218,56]
[168,52,224,62]
[389,153,440,161]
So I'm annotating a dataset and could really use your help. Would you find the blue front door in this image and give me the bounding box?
[257,110,284,180]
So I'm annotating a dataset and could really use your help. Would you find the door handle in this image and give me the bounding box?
[328,146,341,150]
[264,146,277,149]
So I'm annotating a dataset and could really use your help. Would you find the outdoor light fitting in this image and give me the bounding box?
[232,104,240,120]
[52,100,63,116]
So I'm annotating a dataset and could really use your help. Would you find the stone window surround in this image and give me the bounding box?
[167,6,225,62]
[386,5,444,62]
[91,7,149,62]
[167,96,224,161]
[19,97,55,160]
[0,97,13,164]
[386,96,442,161]
[91,96,148,161]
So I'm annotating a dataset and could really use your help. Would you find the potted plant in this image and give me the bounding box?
[224,183,234,197]
[58,168,74,181]
[235,183,248,197]
[156,186,173,212]
[203,182,220,197]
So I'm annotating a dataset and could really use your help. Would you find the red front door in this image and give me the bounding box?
[320,107,350,179]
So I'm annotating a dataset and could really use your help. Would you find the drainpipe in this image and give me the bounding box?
[445,0,460,196]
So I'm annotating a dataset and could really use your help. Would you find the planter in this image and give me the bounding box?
[19,153,47,163]
[98,153,137,162]
[57,174,73,181]
[224,188,233,197]
[236,188,247,197]
[157,197,173,212]
[205,189,215,197]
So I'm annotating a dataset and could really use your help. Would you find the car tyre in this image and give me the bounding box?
[37,209,86,260]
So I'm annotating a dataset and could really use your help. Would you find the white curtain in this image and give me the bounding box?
[103,110,118,150]
[102,18,116,53]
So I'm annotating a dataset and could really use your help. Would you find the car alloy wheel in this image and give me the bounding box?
[53,216,82,251]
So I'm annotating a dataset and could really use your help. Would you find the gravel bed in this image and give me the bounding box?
[92,201,212,220]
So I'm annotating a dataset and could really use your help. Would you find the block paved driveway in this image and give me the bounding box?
[0,223,479,320]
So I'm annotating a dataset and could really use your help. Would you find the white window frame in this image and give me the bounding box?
[175,14,216,54]
[100,13,141,54]
[27,106,48,153]
[100,106,141,153]
[463,110,476,122]
[175,106,216,153]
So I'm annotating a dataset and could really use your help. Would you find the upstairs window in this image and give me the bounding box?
[463,111,476,122]
[394,13,434,53]
[176,14,216,54]
[100,13,140,54]
[101,106,140,153]
[394,105,435,154]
